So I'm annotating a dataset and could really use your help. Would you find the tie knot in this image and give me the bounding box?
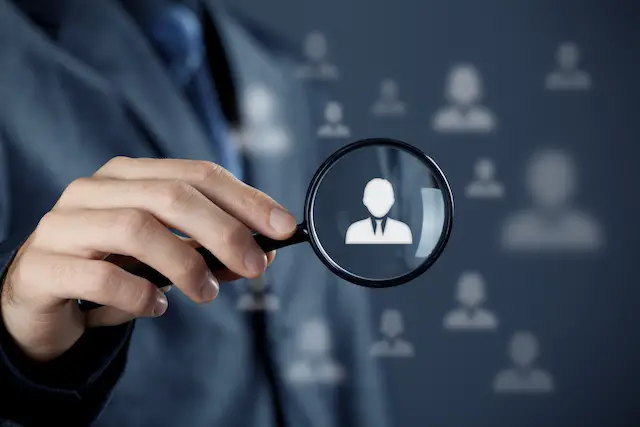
[147,3,204,84]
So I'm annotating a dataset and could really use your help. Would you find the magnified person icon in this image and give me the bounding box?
[345,178,413,245]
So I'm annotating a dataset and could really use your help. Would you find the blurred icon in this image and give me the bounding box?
[545,42,592,91]
[443,272,498,331]
[236,277,279,312]
[415,188,445,258]
[239,83,291,155]
[317,101,351,138]
[432,64,496,133]
[371,79,406,117]
[465,158,505,199]
[345,178,413,244]
[494,332,554,393]
[370,309,414,357]
[287,319,346,384]
[501,149,603,251]
[295,32,338,80]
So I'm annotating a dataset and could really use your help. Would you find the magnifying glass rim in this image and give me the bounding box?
[304,137,455,289]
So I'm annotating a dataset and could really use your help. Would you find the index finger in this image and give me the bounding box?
[95,157,298,239]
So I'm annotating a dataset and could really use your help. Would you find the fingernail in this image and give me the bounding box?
[245,250,267,275]
[269,208,296,234]
[200,270,219,302]
[160,285,172,293]
[153,291,168,316]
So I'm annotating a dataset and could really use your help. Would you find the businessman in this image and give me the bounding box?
[0,0,390,426]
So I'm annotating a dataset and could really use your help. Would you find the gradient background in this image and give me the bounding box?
[231,0,639,426]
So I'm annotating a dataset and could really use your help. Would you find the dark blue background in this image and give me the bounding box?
[232,1,639,426]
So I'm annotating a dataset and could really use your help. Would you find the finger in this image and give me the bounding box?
[31,208,219,304]
[86,286,173,327]
[14,250,168,318]
[215,250,277,282]
[94,157,297,238]
[56,178,267,278]
[85,306,136,327]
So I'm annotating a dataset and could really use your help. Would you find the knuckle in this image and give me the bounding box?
[241,187,270,217]
[221,221,250,248]
[30,211,58,246]
[35,210,57,233]
[100,156,130,172]
[156,181,196,211]
[90,263,152,316]
[89,262,120,294]
[60,177,91,200]
[50,259,74,289]
[113,209,154,239]
[129,283,156,316]
[175,252,206,283]
[193,161,225,182]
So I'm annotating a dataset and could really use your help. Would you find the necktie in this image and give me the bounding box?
[141,2,244,180]
[136,6,286,425]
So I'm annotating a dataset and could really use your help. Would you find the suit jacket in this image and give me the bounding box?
[0,0,392,426]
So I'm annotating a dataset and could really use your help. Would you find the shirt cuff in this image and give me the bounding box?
[0,318,134,394]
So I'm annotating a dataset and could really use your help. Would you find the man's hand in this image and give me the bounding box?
[0,157,297,362]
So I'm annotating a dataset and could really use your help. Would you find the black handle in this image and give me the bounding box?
[78,224,309,311]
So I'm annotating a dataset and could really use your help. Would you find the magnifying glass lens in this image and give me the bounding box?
[308,141,452,287]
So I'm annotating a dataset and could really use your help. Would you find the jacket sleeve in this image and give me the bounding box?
[0,249,136,427]
[0,131,134,426]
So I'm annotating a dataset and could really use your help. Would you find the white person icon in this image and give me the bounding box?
[371,79,406,117]
[494,332,554,394]
[465,158,505,199]
[240,83,290,155]
[317,101,350,139]
[370,309,414,357]
[295,32,338,80]
[443,272,498,331]
[501,149,603,252]
[236,276,279,312]
[287,319,345,385]
[545,42,592,90]
[432,64,496,133]
[345,178,413,245]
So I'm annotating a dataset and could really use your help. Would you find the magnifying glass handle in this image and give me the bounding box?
[78,224,309,311]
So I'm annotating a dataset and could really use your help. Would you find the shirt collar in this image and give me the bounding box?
[370,216,388,234]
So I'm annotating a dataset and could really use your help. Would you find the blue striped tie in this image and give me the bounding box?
[141,2,244,180]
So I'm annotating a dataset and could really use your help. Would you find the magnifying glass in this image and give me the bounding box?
[80,138,453,310]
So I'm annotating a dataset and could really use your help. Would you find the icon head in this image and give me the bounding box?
[324,102,343,124]
[300,319,331,355]
[456,272,485,307]
[244,84,275,122]
[380,309,404,338]
[362,178,395,218]
[557,42,579,70]
[527,149,575,210]
[509,332,539,367]
[304,32,328,62]
[475,158,495,181]
[447,64,482,106]
[380,79,399,101]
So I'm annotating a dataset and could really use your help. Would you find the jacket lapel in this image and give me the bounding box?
[57,0,217,162]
